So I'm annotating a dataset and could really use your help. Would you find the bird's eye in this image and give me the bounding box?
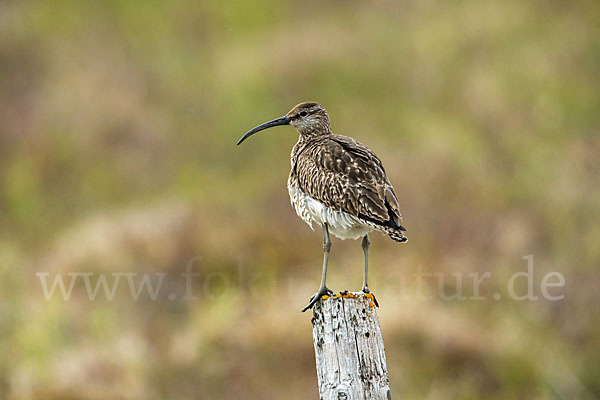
[300,111,308,117]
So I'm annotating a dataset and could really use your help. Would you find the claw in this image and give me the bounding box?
[302,287,334,312]
[361,287,379,307]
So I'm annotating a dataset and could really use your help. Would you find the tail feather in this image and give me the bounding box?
[389,230,408,243]
[360,217,408,243]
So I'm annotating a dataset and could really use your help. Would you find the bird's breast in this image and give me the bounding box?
[287,179,372,240]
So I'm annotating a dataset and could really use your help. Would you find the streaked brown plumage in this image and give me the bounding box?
[237,102,407,311]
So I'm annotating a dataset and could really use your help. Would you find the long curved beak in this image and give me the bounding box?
[237,116,291,145]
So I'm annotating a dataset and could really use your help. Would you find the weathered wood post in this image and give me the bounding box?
[311,292,392,400]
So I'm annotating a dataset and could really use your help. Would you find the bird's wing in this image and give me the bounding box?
[296,134,405,230]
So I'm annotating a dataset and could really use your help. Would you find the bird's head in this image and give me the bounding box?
[237,101,331,146]
[286,102,331,136]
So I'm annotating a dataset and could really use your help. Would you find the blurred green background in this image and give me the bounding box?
[1,0,599,399]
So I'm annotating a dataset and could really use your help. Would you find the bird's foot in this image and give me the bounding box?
[301,286,334,312]
[361,287,379,307]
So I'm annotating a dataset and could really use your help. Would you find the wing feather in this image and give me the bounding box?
[296,134,405,231]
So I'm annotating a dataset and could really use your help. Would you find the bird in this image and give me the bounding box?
[237,102,407,312]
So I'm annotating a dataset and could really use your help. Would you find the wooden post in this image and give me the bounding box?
[311,292,392,400]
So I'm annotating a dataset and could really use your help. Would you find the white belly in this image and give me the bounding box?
[288,183,373,240]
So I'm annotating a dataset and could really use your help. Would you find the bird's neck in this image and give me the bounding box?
[296,120,332,138]
[297,128,332,143]
[290,133,329,167]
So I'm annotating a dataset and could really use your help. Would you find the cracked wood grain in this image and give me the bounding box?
[311,293,392,400]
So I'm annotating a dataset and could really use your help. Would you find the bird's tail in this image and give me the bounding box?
[389,230,408,243]
[361,218,408,243]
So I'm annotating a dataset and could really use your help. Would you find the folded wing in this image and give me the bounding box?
[296,134,405,232]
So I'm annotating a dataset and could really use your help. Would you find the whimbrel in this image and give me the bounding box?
[237,102,407,311]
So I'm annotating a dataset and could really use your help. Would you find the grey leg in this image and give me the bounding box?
[302,223,334,312]
[319,222,331,290]
[361,234,370,291]
[361,234,379,307]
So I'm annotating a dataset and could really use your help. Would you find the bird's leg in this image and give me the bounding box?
[302,223,334,312]
[361,234,370,291]
[361,234,379,307]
